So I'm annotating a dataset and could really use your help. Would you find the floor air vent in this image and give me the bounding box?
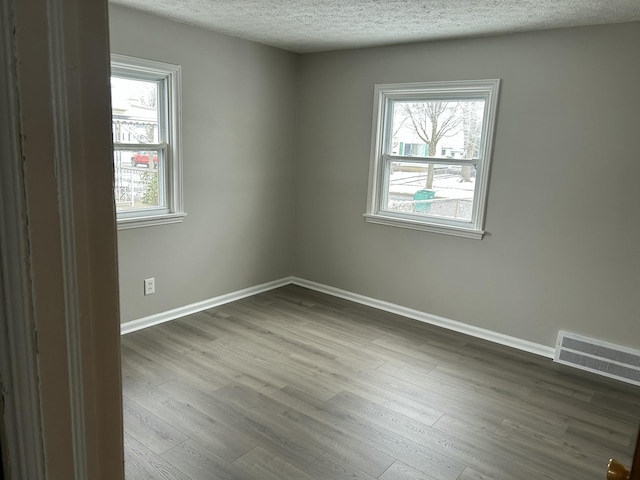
[554,331,640,386]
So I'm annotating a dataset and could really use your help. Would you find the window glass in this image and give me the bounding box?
[110,54,184,229]
[389,100,485,160]
[385,161,475,222]
[112,150,161,210]
[111,77,160,145]
[365,80,500,239]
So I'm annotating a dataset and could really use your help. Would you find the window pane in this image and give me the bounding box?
[111,76,160,144]
[113,150,161,212]
[389,99,485,160]
[384,161,476,222]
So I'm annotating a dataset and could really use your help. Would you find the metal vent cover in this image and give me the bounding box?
[554,331,640,386]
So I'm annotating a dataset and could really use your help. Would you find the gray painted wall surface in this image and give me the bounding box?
[294,23,640,348]
[110,7,639,351]
[110,5,298,323]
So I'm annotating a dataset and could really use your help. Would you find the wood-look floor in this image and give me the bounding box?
[121,285,640,480]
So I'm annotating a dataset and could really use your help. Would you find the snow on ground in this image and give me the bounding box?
[387,171,474,221]
[389,171,475,199]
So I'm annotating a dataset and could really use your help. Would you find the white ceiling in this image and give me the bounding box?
[110,0,640,53]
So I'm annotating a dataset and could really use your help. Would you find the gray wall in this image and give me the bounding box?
[294,23,640,348]
[110,7,639,351]
[110,5,298,322]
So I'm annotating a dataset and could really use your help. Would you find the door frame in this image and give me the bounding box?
[0,0,123,478]
[0,0,46,476]
[631,430,640,480]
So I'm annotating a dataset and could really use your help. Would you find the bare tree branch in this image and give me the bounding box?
[395,100,465,188]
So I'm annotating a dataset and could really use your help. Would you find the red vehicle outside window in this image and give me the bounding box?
[131,152,158,168]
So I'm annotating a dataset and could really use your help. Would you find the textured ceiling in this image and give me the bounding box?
[110,0,640,53]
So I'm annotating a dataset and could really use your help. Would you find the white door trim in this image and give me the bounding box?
[0,0,46,477]
[46,0,88,476]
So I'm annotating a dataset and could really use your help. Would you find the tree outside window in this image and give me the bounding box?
[365,79,500,239]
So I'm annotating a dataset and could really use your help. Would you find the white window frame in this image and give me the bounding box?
[364,79,500,239]
[111,53,185,229]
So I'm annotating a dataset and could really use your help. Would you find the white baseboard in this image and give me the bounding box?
[120,276,294,335]
[120,275,554,359]
[290,277,555,359]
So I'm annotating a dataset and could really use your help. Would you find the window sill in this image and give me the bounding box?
[363,213,484,239]
[117,212,186,230]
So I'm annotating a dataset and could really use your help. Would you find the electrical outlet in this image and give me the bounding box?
[144,278,155,295]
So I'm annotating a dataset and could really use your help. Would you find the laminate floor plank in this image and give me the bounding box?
[140,324,215,356]
[181,310,239,339]
[212,322,341,381]
[226,308,384,359]
[336,381,458,430]
[155,318,220,345]
[491,419,604,479]
[210,336,344,401]
[122,285,640,480]
[120,342,178,386]
[123,396,189,455]
[564,421,637,453]
[435,358,595,403]
[159,378,325,469]
[123,348,228,393]
[122,333,229,392]
[220,299,314,330]
[431,410,603,480]
[268,385,464,480]
[326,390,443,439]
[125,329,191,360]
[161,439,245,480]
[220,306,388,370]
[423,367,572,437]
[456,467,494,480]
[123,381,255,463]
[232,446,315,480]
[192,349,288,395]
[589,391,640,417]
[304,453,378,480]
[525,387,638,442]
[350,361,559,438]
[375,358,577,438]
[494,418,611,473]
[458,341,608,399]
[378,460,439,480]
[561,428,634,461]
[213,383,396,477]
[123,433,191,480]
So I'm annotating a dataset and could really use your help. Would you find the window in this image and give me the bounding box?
[365,79,500,239]
[110,54,184,229]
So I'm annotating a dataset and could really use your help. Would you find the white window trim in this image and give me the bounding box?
[364,79,501,239]
[111,53,185,230]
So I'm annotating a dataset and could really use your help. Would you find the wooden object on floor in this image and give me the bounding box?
[608,459,630,480]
